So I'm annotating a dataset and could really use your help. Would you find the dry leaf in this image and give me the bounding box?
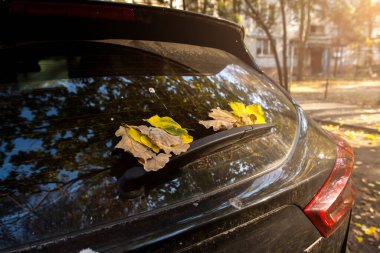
[144,153,172,172]
[115,116,193,171]
[115,126,154,163]
[208,107,238,123]
[133,125,190,155]
[199,119,234,131]
[146,115,193,143]
[199,102,266,131]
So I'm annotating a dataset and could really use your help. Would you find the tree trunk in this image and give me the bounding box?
[296,0,311,81]
[333,47,338,77]
[296,0,305,81]
[244,0,284,87]
[182,0,186,10]
[202,0,208,13]
[280,0,288,91]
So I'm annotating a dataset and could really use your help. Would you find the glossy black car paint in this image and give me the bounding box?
[0,1,351,252]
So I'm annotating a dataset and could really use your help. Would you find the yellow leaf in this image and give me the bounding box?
[146,115,193,144]
[362,226,378,236]
[365,134,377,140]
[134,125,189,155]
[229,102,246,117]
[246,104,266,124]
[200,102,267,132]
[355,236,363,243]
[127,127,160,153]
[115,126,154,163]
[140,135,160,153]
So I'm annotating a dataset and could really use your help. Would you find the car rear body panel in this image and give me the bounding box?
[0,1,352,252]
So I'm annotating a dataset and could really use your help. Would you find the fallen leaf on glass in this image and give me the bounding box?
[144,153,172,172]
[199,119,234,131]
[127,126,160,153]
[115,126,154,163]
[209,107,239,123]
[115,116,193,171]
[199,102,266,131]
[133,125,189,155]
[147,115,193,143]
[246,104,266,124]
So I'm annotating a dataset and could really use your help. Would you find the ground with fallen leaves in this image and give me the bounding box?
[293,80,380,252]
[290,80,380,107]
[323,125,380,252]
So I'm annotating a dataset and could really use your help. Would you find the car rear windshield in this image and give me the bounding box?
[0,40,297,249]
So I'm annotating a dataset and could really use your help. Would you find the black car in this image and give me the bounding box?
[0,1,355,252]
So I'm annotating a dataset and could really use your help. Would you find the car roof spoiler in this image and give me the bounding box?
[0,0,261,70]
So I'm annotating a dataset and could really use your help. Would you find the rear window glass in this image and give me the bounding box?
[0,40,297,249]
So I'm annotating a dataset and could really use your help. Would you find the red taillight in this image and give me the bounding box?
[303,134,355,237]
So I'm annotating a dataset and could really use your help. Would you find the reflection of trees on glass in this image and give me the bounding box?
[0,44,296,249]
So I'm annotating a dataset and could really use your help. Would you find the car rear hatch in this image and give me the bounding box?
[0,1,350,252]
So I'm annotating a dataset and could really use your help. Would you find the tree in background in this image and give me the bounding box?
[288,0,312,81]
[243,0,284,87]
[280,0,288,90]
[356,0,380,72]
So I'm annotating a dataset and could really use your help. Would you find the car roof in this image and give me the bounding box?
[0,0,259,69]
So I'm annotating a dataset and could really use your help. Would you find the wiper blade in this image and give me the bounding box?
[170,123,274,167]
[116,124,274,198]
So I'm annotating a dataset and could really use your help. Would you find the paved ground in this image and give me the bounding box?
[299,100,380,253]
[290,80,380,107]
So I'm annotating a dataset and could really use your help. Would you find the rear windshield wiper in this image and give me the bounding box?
[171,123,274,166]
[116,123,274,198]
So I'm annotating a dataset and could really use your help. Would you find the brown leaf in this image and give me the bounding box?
[199,120,234,131]
[144,153,172,171]
[208,107,238,123]
[132,125,190,155]
[115,126,154,163]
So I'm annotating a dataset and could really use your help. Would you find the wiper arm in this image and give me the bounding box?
[116,124,274,198]
[169,123,274,167]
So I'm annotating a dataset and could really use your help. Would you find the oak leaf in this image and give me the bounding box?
[199,102,266,131]
[199,120,234,131]
[115,126,154,163]
[208,107,238,123]
[132,125,190,155]
[115,116,193,171]
[144,153,172,172]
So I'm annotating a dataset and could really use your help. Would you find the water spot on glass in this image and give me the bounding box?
[229,198,243,209]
